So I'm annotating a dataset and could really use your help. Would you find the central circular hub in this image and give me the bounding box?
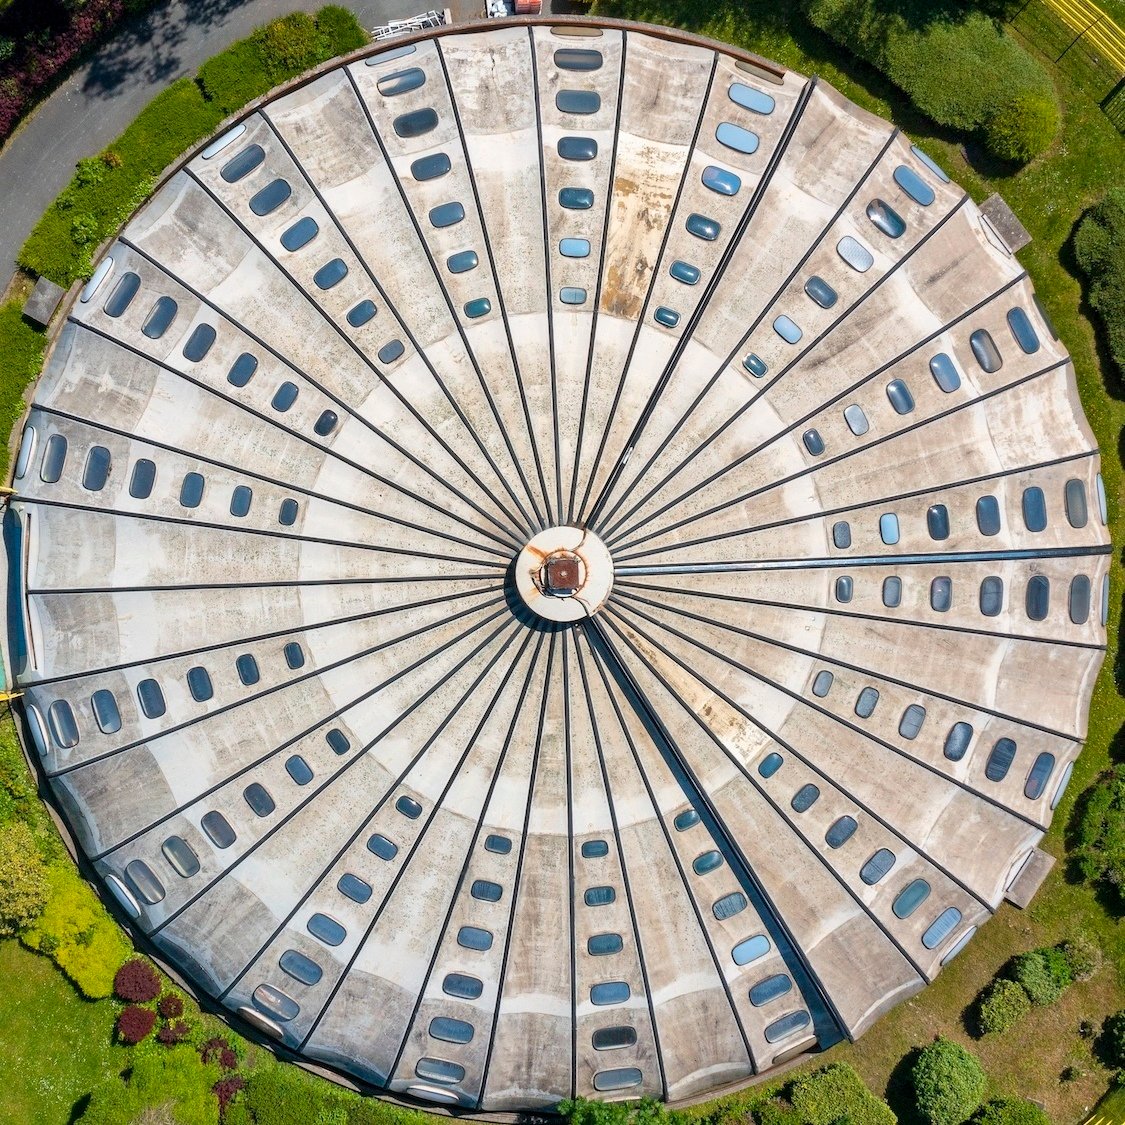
[515,526,613,622]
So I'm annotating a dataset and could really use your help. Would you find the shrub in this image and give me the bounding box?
[195,36,272,115]
[1009,947,1071,1006]
[117,1004,157,1044]
[0,301,47,478]
[970,1098,1050,1125]
[114,958,161,1002]
[214,1074,247,1115]
[80,1043,221,1125]
[0,820,48,935]
[1075,190,1125,381]
[256,12,324,79]
[789,1063,896,1125]
[316,5,369,54]
[911,1038,986,1125]
[754,1104,804,1125]
[1102,1011,1125,1069]
[976,978,1031,1036]
[984,94,1059,163]
[158,993,185,1018]
[1061,932,1102,982]
[157,1019,192,1045]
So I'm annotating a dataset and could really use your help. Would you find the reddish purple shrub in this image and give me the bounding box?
[213,1074,246,1114]
[117,1004,157,1044]
[156,1019,191,1045]
[113,959,161,1002]
[219,1047,238,1072]
[200,1036,226,1063]
[157,994,184,1019]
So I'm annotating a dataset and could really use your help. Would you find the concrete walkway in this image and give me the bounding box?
[0,0,442,284]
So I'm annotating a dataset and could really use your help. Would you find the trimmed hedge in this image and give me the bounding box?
[970,1098,1050,1125]
[976,978,1031,1036]
[911,1037,987,1125]
[0,819,47,935]
[984,93,1059,163]
[0,301,46,479]
[802,0,1058,160]
[19,5,368,287]
[1075,188,1125,381]
[789,1063,896,1125]
[1009,946,1072,1006]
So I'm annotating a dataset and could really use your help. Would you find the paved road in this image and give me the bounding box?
[0,0,445,284]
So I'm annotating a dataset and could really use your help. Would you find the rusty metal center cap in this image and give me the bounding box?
[515,526,613,623]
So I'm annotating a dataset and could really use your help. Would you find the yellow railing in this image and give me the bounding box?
[1041,0,1125,72]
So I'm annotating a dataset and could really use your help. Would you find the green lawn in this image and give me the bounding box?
[0,940,130,1124]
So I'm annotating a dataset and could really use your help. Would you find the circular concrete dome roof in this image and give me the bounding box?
[6,16,1109,1112]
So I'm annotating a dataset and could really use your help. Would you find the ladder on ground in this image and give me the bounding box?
[372,10,446,41]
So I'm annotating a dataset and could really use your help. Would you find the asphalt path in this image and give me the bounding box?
[0,0,447,284]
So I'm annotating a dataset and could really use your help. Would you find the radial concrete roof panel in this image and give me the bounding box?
[4,16,1108,1113]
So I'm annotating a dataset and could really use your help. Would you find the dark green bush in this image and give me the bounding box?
[911,1037,986,1125]
[0,301,46,478]
[984,93,1059,163]
[976,978,1031,1036]
[789,1063,895,1125]
[316,4,370,54]
[1008,947,1071,1007]
[256,12,324,78]
[1102,1010,1125,1069]
[196,37,272,116]
[970,1098,1050,1125]
[1075,188,1125,381]
[1060,931,1102,981]
[753,1102,804,1125]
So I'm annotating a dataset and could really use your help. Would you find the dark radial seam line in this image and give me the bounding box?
[601,149,961,541]
[245,111,540,534]
[571,636,675,1096]
[565,28,644,521]
[18,494,506,573]
[29,573,498,597]
[608,597,1034,894]
[116,233,524,547]
[63,595,508,788]
[564,631,578,1099]
[615,580,1101,733]
[151,615,520,939]
[614,367,1083,556]
[478,629,559,1107]
[572,49,722,524]
[292,626,537,1049]
[526,27,559,525]
[382,635,546,1102]
[440,33,554,527]
[598,611,931,983]
[54,318,519,556]
[583,75,820,529]
[28,580,500,690]
[28,402,510,563]
[338,67,544,533]
[580,618,847,1048]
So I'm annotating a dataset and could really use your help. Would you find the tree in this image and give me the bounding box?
[976,979,1031,1036]
[0,821,48,936]
[912,1038,987,1125]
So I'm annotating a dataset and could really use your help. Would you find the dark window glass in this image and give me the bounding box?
[271,382,298,411]
[186,666,213,702]
[227,352,258,387]
[326,728,350,755]
[396,795,422,819]
[588,932,623,956]
[1069,574,1091,625]
[860,848,896,885]
[758,752,783,777]
[979,576,1004,617]
[986,738,1017,782]
[557,89,601,114]
[882,576,902,608]
[183,324,216,361]
[464,297,491,319]
[129,459,156,499]
[430,202,465,228]
[930,576,952,612]
[442,973,482,999]
[749,974,792,1006]
[236,653,260,686]
[764,1010,811,1043]
[346,300,376,327]
[592,1026,637,1050]
[929,352,961,393]
[585,885,616,906]
[844,403,868,435]
[812,670,834,697]
[338,873,372,903]
[927,504,950,541]
[899,704,926,740]
[83,446,111,491]
[415,1057,465,1085]
[472,879,503,902]
[484,833,512,854]
[867,198,906,238]
[393,108,439,138]
[944,722,973,761]
[411,152,451,181]
[137,678,165,719]
[892,878,930,919]
[367,833,398,860]
[201,810,235,848]
[804,276,837,308]
[702,165,741,195]
[581,840,609,858]
[732,935,770,965]
[673,809,700,831]
[590,981,630,1006]
[558,136,597,161]
[970,329,1002,372]
[457,925,493,950]
[307,913,345,946]
[555,48,603,70]
[1024,752,1056,799]
[279,498,299,526]
[670,260,701,285]
[826,815,858,848]
[430,1016,474,1044]
[249,179,292,216]
[286,754,313,785]
[280,217,318,252]
[221,144,264,182]
[162,835,200,877]
[856,687,879,718]
[893,164,935,205]
[447,250,479,274]
[1065,479,1088,528]
[280,949,322,985]
[922,906,962,950]
[791,784,819,813]
[654,306,680,328]
[976,495,1001,536]
[230,485,252,517]
[832,521,851,549]
[104,272,141,317]
[314,410,338,437]
[91,689,121,734]
[742,353,767,377]
[378,67,426,96]
[1026,575,1050,621]
[244,783,275,817]
[716,121,759,154]
[686,213,720,241]
[693,850,724,875]
[835,575,853,603]
[559,186,595,209]
[40,433,67,483]
[1007,307,1040,354]
[1022,486,1047,532]
[284,642,304,670]
[141,296,178,339]
[47,699,79,748]
[713,892,747,920]
[803,429,824,456]
[886,379,914,414]
[314,259,348,290]
[124,859,165,905]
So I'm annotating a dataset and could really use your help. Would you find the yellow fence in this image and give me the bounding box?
[1041,0,1125,72]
